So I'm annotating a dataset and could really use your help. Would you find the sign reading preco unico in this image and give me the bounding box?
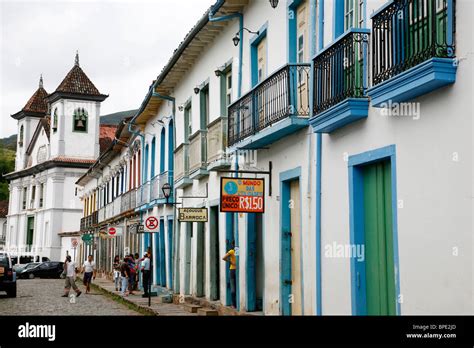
[178,208,208,222]
[220,177,265,213]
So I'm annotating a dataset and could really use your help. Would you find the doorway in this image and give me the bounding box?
[210,206,220,301]
[26,216,34,251]
[184,222,192,295]
[195,222,205,297]
[247,213,264,312]
[349,145,399,315]
[280,168,303,316]
[159,219,166,287]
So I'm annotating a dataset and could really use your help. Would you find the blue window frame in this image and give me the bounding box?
[160,128,166,174]
[250,22,268,87]
[151,137,156,178]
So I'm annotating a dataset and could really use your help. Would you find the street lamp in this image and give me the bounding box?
[269,0,279,9]
[232,28,259,47]
[161,183,171,203]
[194,87,200,94]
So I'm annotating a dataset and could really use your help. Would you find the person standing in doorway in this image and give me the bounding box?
[120,257,131,297]
[223,241,237,308]
[81,255,96,294]
[141,253,151,298]
[62,255,82,298]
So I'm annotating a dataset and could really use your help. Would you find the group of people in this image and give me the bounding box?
[62,254,97,297]
[113,252,151,298]
[60,244,237,308]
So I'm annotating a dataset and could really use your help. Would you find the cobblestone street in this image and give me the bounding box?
[0,279,141,316]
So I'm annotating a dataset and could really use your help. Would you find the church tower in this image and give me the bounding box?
[11,75,48,171]
[47,52,108,160]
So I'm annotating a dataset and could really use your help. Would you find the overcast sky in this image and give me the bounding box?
[0,0,215,138]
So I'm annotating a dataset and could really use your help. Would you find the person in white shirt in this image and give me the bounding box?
[141,253,151,298]
[62,255,82,297]
[81,254,96,294]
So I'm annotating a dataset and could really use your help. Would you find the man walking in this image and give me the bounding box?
[81,254,96,294]
[120,256,131,297]
[141,253,151,298]
[223,241,237,308]
[62,255,82,298]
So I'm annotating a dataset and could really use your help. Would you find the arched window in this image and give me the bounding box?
[53,108,58,132]
[19,125,24,147]
[73,108,88,132]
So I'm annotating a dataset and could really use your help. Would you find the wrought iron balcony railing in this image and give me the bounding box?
[80,211,99,231]
[372,0,455,86]
[228,63,311,147]
[313,29,370,115]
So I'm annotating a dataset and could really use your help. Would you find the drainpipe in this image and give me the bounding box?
[313,0,324,316]
[152,91,177,292]
[209,7,244,311]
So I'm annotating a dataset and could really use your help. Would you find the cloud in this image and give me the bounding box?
[0,0,215,137]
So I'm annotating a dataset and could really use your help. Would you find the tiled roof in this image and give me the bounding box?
[0,200,8,218]
[40,116,51,139]
[99,125,117,154]
[54,64,103,96]
[51,156,96,164]
[22,86,48,114]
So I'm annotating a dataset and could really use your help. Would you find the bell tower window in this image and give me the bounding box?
[53,108,58,133]
[73,107,88,133]
[19,125,24,147]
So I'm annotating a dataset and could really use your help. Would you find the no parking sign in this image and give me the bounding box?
[144,216,159,233]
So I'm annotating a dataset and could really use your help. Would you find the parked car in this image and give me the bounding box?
[0,252,17,297]
[19,262,64,279]
[13,262,41,274]
[11,256,50,266]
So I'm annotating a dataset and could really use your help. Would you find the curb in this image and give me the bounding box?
[79,277,157,316]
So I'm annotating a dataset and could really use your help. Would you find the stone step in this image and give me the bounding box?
[197,308,219,316]
[159,294,173,303]
[181,303,202,313]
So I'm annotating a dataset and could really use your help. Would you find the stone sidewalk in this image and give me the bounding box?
[87,276,197,316]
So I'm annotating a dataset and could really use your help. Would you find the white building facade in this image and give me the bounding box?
[5,55,110,262]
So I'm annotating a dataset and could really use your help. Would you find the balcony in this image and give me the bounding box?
[80,211,98,231]
[228,63,310,149]
[368,0,456,107]
[189,130,208,179]
[174,143,192,189]
[120,189,137,213]
[310,29,370,133]
[105,202,115,220]
[98,206,106,223]
[136,181,150,208]
[207,117,231,170]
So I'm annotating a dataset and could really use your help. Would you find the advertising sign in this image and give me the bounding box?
[220,177,265,213]
[178,208,208,222]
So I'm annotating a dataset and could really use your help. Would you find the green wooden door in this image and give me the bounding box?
[362,161,396,315]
